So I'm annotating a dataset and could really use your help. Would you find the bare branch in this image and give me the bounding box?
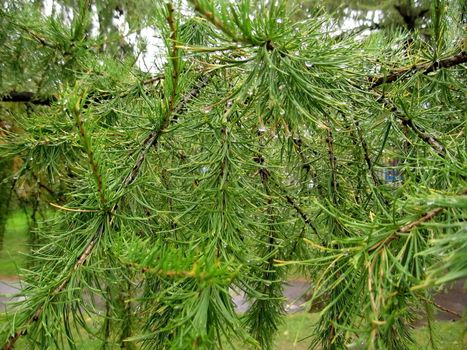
[1,91,56,105]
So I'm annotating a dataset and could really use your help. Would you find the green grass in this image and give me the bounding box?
[412,319,467,350]
[4,312,464,349]
[0,211,29,277]
[274,312,317,350]
[272,313,466,350]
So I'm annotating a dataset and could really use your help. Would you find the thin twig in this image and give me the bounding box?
[398,117,445,157]
[325,123,339,205]
[0,91,56,105]
[370,51,467,88]
[419,295,462,318]
[368,189,466,252]
[71,98,107,207]
[379,96,446,157]
[189,0,244,43]
[284,194,322,240]
[49,202,99,213]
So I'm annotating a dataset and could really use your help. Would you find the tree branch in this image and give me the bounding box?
[398,117,446,157]
[370,51,467,88]
[2,74,210,350]
[368,189,466,252]
[379,97,447,157]
[0,91,56,105]
[1,73,164,106]
[4,52,465,107]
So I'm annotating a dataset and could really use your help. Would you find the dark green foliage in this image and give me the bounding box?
[0,1,466,349]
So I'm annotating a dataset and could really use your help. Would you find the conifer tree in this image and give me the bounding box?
[0,0,465,349]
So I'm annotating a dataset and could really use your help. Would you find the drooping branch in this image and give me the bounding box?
[325,124,339,203]
[71,97,107,207]
[369,51,467,88]
[2,72,210,350]
[282,194,322,240]
[253,147,322,241]
[354,120,383,187]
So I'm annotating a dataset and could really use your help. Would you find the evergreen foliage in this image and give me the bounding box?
[0,0,466,349]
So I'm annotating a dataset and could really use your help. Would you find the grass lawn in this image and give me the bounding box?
[0,211,29,277]
[4,312,465,349]
[272,312,466,350]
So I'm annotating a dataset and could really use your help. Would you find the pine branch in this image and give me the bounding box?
[368,189,466,252]
[291,135,314,176]
[9,68,211,347]
[249,139,285,349]
[370,51,467,88]
[1,73,210,350]
[354,120,382,186]
[283,194,322,240]
[0,9,56,49]
[167,2,180,115]
[325,124,339,204]
[30,172,64,202]
[4,52,464,106]
[71,97,107,207]
[398,117,446,157]
[189,0,245,44]
[430,300,462,318]
[0,73,164,106]
[252,148,322,241]
[119,75,210,190]
[375,95,446,157]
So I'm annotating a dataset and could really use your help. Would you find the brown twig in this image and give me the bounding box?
[370,51,467,88]
[167,2,180,115]
[419,295,462,318]
[398,117,446,157]
[325,124,339,205]
[369,189,466,252]
[284,194,322,240]
[0,91,56,105]
[431,300,462,318]
[378,96,446,157]
[189,0,244,43]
